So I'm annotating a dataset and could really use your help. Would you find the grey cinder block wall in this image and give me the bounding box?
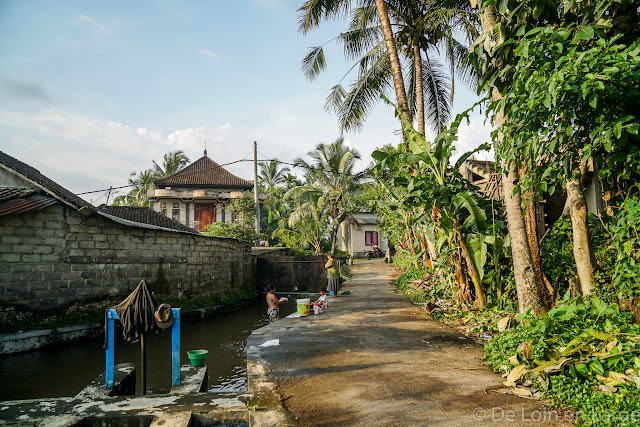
[0,204,255,312]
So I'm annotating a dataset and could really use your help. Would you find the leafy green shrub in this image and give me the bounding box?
[484,294,640,426]
[391,251,416,271]
[539,216,576,297]
[606,194,640,301]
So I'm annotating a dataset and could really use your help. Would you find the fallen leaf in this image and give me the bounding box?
[507,365,528,382]
[512,388,533,397]
[502,380,516,387]
[497,316,511,332]
[593,384,618,393]
[509,354,519,365]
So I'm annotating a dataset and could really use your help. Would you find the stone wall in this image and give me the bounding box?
[257,256,331,293]
[0,204,255,312]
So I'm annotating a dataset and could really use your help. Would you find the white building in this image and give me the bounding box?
[335,213,387,257]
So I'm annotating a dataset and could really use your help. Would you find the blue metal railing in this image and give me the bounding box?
[105,308,181,388]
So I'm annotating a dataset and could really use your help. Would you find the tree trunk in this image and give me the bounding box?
[454,249,471,302]
[566,179,596,295]
[329,217,342,255]
[522,186,552,307]
[454,220,487,309]
[413,44,425,134]
[375,0,411,121]
[480,5,545,315]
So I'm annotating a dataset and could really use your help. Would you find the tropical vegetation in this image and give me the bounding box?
[112,150,191,207]
[296,0,640,423]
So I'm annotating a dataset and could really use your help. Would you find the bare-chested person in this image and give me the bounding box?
[265,285,287,322]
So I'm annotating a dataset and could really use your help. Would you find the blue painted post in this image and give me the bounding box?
[105,309,117,387]
[171,308,181,386]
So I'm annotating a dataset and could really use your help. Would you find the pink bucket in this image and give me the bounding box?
[313,305,321,315]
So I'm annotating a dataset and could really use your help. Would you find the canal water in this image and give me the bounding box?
[0,298,299,401]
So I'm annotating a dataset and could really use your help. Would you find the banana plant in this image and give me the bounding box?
[374,96,493,308]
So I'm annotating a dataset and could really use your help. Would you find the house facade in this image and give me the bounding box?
[335,213,388,258]
[147,150,262,232]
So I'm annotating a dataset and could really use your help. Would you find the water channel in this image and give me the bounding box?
[0,297,300,401]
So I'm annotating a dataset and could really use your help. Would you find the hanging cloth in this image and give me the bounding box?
[104,280,157,346]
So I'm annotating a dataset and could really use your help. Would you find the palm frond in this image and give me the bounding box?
[339,26,382,61]
[301,46,327,81]
[422,53,452,133]
[297,0,355,34]
[338,46,393,132]
[325,84,347,114]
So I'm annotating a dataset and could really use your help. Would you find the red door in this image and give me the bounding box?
[195,204,216,232]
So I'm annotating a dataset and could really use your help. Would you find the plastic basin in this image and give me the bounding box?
[187,349,208,367]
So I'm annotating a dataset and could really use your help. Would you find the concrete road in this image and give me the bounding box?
[247,259,571,427]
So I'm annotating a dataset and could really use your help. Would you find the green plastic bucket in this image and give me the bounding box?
[187,349,208,367]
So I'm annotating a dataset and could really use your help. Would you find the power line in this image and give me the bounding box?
[75,158,251,196]
[76,153,368,196]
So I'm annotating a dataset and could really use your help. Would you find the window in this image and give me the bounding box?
[172,209,180,221]
[365,231,378,246]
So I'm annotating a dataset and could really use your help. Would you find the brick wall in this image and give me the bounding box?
[0,204,255,312]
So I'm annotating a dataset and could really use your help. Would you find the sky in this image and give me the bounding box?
[0,0,493,204]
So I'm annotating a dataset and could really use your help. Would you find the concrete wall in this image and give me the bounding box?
[256,256,330,293]
[0,204,255,312]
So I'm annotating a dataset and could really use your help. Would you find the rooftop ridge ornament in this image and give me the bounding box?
[204,140,207,157]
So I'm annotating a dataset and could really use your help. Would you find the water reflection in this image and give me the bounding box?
[0,298,298,401]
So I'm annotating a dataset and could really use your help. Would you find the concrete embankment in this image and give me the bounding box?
[247,259,570,426]
[0,296,259,355]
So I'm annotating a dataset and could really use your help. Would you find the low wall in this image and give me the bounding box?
[0,204,255,312]
[256,256,330,293]
[0,322,102,354]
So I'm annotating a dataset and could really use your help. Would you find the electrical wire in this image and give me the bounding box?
[76,152,368,196]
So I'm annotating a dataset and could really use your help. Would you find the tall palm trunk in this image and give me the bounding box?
[481,5,544,314]
[566,179,596,295]
[413,44,425,134]
[375,0,411,121]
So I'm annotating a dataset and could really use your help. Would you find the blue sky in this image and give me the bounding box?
[0,0,491,204]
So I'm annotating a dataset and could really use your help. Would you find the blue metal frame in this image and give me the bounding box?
[105,308,181,388]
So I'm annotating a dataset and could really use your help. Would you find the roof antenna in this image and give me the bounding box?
[204,140,207,157]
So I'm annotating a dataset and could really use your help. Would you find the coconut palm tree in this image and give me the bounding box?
[299,0,478,134]
[258,159,291,191]
[291,138,369,252]
[112,169,156,207]
[277,190,330,255]
[152,150,190,178]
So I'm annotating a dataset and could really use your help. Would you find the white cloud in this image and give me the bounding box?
[199,49,219,60]
[452,112,495,164]
[75,14,109,38]
[0,95,404,204]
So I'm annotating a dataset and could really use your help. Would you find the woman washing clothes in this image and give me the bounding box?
[265,285,287,322]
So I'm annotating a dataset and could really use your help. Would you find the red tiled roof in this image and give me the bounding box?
[98,205,199,234]
[154,155,253,188]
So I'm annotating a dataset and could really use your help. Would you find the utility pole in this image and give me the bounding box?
[106,186,113,205]
[253,141,260,238]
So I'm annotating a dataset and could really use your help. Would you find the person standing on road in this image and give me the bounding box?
[325,253,340,298]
